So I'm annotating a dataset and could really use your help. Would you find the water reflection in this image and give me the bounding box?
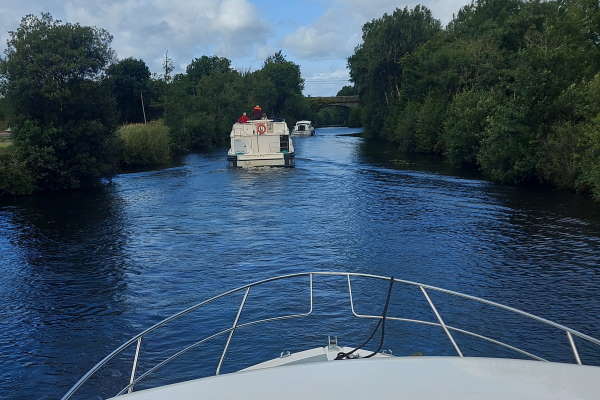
[355,135,600,339]
[0,187,132,398]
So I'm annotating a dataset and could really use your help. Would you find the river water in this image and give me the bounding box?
[1,127,600,399]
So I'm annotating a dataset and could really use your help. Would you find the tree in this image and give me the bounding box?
[186,56,231,82]
[253,51,304,118]
[346,0,600,200]
[163,51,312,153]
[337,86,357,96]
[0,96,8,129]
[106,58,151,124]
[348,6,442,135]
[1,13,118,191]
[163,51,175,83]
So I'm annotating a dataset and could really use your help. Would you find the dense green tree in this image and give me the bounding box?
[251,51,304,119]
[106,57,151,124]
[0,96,8,129]
[164,51,310,152]
[348,0,600,199]
[348,6,441,135]
[347,107,363,128]
[165,69,246,152]
[444,90,497,166]
[0,147,34,195]
[186,56,231,82]
[337,86,357,96]
[540,73,600,196]
[1,13,118,191]
[315,107,349,126]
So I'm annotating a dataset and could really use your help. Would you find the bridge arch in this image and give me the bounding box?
[307,96,360,111]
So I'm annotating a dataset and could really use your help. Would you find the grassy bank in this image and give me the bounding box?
[0,121,173,197]
[118,121,172,169]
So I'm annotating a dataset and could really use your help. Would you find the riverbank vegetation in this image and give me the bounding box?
[118,121,171,169]
[0,14,313,197]
[164,52,309,153]
[349,0,600,200]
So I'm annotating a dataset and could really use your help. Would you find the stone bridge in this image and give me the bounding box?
[307,96,360,110]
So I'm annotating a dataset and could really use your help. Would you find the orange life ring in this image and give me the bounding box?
[256,123,267,135]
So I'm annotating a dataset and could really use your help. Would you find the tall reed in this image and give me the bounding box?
[118,121,171,168]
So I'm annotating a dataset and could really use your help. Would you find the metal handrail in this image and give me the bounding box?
[61,272,600,400]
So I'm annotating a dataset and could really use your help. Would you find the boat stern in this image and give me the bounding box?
[228,152,295,168]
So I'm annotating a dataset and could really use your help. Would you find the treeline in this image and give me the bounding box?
[349,0,600,199]
[0,14,311,196]
[165,52,309,153]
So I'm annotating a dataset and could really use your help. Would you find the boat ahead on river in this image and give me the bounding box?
[61,272,600,400]
[227,120,295,168]
[292,120,315,136]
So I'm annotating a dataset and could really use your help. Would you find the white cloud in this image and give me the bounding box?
[307,69,350,81]
[282,25,345,59]
[1,0,270,72]
[282,0,470,61]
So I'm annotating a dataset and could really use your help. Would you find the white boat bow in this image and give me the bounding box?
[61,272,600,400]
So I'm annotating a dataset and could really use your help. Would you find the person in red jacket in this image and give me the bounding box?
[251,105,262,120]
[238,112,249,123]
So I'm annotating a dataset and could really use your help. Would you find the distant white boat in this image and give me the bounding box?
[61,272,600,400]
[227,120,295,167]
[292,120,315,136]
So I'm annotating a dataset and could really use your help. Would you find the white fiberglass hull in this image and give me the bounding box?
[110,357,600,400]
[292,128,315,136]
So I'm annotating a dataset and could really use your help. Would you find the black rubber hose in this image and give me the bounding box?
[335,277,394,360]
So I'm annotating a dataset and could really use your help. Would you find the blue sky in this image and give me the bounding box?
[0,0,470,96]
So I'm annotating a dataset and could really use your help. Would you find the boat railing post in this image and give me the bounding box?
[566,331,583,365]
[127,337,143,393]
[346,275,359,317]
[420,286,464,357]
[308,273,314,314]
[216,287,250,375]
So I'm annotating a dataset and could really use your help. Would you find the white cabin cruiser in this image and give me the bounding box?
[227,120,294,167]
[61,272,600,400]
[292,120,315,136]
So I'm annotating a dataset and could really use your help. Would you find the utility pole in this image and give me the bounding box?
[140,91,147,124]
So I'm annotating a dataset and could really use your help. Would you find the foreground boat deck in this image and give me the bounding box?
[113,357,598,400]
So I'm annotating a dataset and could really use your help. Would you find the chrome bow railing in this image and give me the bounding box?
[61,272,600,400]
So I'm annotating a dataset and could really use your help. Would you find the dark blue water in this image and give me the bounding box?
[1,127,600,399]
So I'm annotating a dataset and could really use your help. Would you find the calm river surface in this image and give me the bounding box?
[2,127,600,399]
